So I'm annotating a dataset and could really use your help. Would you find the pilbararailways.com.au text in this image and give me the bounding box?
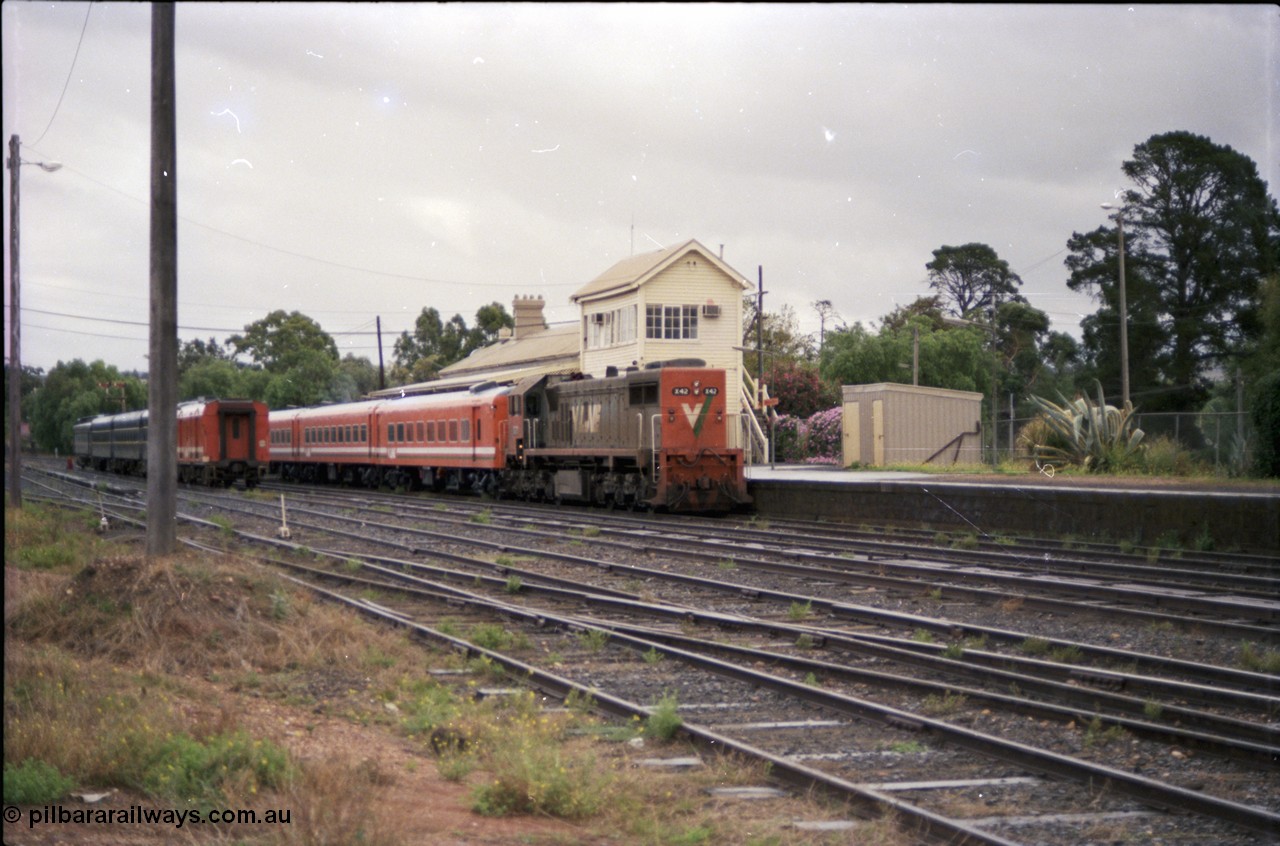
[5,804,292,829]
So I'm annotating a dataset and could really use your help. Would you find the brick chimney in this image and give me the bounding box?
[512,295,546,339]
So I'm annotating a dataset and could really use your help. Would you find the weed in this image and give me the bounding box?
[577,628,610,652]
[1083,717,1127,748]
[925,587,943,601]
[470,509,493,525]
[1019,636,1051,656]
[1049,645,1084,664]
[579,525,601,538]
[269,589,291,621]
[941,643,965,660]
[716,558,737,571]
[1118,539,1137,554]
[210,513,235,538]
[921,690,967,717]
[504,575,523,594]
[795,634,815,649]
[646,693,683,741]
[803,672,820,687]
[787,600,812,621]
[887,741,925,754]
[1193,526,1215,551]
[911,629,935,644]
[1238,642,1280,674]
[642,647,665,665]
[950,533,979,550]
[1143,700,1164,721]
[469,624,515,651]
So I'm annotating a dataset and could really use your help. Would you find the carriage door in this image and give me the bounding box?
[221,410,253,461]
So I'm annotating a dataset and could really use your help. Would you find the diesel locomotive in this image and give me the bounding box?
[269,361,750,512]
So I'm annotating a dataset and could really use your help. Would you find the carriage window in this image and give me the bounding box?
[387,424,394,442]
[417,421,424,441]
[460,420,470,441]
[448,420,458,442]
[360,425,367,442]
[427,421,435,442]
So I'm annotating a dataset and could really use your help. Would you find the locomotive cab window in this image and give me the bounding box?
[629,383,659,406]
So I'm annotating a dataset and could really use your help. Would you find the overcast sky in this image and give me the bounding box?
[3,3,1277,376]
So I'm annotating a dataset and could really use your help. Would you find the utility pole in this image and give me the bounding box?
[376,316,386,390]
[147,3,178,556]
[7,136,22,508]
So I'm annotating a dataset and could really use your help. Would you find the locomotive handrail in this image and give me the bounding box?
[649,414,662,480]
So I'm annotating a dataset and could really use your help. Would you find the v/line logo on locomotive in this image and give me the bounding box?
[71,363,751,513]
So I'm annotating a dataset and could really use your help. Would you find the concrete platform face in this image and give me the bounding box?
[746,465,930,483]
[745,465,1280,554]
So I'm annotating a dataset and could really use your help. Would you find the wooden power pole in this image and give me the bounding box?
[146,3,178,556]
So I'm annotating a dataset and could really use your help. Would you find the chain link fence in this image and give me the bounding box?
[997,410,1255,473]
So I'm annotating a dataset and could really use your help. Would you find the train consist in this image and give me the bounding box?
[73,398,269,487]
[269,361,750,512]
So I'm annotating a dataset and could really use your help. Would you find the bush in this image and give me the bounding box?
[770,407,842,465]
[1251,370,1280,477]
[4,759,75,804]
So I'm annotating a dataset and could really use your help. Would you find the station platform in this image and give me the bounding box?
[744,464,1280,555]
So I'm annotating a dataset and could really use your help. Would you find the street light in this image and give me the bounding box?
[7,134,62,509]
[1100,202,1130,407]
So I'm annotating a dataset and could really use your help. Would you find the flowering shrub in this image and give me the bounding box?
[769,407,843,465]
[804,407,843,464]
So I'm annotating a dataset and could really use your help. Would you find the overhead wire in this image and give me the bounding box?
[29,2,94,147]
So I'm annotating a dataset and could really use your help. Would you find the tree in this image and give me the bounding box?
[228,311,339,373]
[1066,131,1280,412]
[820,320,989,393]
[179,358,245,402]
[392,304,512,385]
[339,354,380,397]
[469,302,515,350]
[177,337,230,379]
[926,243,1023,317]
[26,360,146,455]
[763,360,840,418]
[741,301,815,380]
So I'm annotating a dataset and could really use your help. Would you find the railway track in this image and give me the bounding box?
[19,463,1280,845]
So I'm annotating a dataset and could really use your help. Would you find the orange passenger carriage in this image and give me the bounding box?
[268,385,509,491]
[73,398,269,487]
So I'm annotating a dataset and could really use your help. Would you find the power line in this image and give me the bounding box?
[30,3,94,147]
[34,163,583,289]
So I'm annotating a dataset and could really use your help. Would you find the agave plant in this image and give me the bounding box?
[1026,381,1144,472]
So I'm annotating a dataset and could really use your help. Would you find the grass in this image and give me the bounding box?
[920,690,968,717]
[1238,642,1280,674]
[6,501,917,846]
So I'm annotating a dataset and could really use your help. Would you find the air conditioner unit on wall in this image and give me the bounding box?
[701,304,721,318]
